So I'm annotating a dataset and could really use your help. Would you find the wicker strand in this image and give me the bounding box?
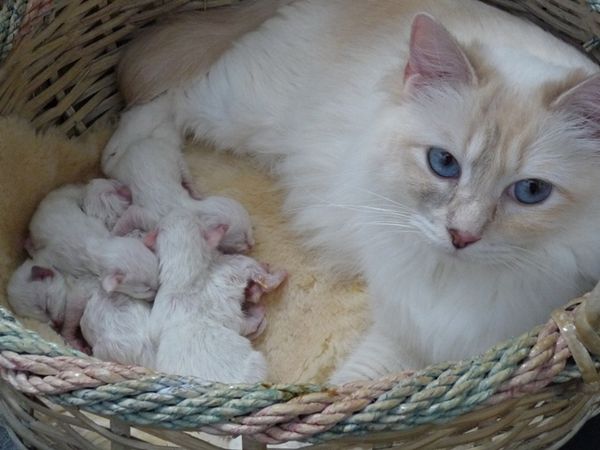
[0,300,599,444]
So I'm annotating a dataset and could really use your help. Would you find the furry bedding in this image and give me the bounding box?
[0,116,370,384]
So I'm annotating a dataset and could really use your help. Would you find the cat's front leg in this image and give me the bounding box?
[329,327,416,385]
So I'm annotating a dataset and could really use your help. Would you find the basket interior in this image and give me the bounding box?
[0,0,599,449]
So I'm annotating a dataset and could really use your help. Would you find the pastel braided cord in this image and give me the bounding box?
[0,0,52,62]
[0,296,598,445]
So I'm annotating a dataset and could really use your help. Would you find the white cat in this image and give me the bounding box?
[104,126,255,254]
[82,178,132,230]
[6,258,90,353]
[115,0,600,382]
[149,209,285,382]
[78,276,154,367]
[28,184,158,299]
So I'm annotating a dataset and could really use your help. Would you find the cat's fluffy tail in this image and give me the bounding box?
[118,0,289,106]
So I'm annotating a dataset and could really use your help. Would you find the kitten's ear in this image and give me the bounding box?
[30,266,54,281]
[102,272,125,293]
[203,224,229,249]
[552,74,600,139]
[143,229,159,251]
[115,185,132,203]
[404,14,476,91]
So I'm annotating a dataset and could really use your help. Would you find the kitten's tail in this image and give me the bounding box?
[118,0,290,106]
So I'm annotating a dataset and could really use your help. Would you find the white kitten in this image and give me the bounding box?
[104,131,254,253]
[149,209,285,382]
[28,184,158,299]
[7,259,89,353]
[116,0,600,382]
[78,277,154,367]
[82,178,132,230]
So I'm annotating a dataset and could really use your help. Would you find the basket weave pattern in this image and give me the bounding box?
[1,1,600,449]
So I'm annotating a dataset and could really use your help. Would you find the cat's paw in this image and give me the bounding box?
[328,365,381,385]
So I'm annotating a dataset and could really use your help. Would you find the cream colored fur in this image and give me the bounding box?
[118,0,291,105]
[0,116,369,384]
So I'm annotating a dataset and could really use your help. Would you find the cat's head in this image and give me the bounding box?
[367,14,600,266]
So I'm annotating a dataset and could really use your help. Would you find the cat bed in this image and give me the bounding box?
[0,1,599,449]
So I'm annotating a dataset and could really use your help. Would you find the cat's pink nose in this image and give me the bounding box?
[448,228,481,249]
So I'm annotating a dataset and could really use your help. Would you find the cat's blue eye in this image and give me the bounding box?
[511,179,553,205]
[427,147,460,179]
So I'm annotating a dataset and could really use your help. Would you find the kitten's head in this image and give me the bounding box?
[149,208,228,281]
[100,237,159,299]
[7,259,68,328]
[190,196,254,254]
[82,178,132,229]
[369,14,600,266]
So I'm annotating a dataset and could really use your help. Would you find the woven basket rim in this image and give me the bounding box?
[1,0,600,447]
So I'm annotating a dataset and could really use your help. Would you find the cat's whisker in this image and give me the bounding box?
[503,248,580,291]
[288,201,414,219]
[356,221,417,230]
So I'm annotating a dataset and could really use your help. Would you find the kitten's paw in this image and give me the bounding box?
[242,302,267,340]
[253,267,288,293]
[245,267,287,303]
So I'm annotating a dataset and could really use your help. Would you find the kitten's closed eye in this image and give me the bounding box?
[427,147,460,179]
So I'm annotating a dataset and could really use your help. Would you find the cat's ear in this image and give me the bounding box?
[404,14,476,91]
[102,272,125,293]
[115,185,132,203]
[203,224,229,249]
[551,74,600,139]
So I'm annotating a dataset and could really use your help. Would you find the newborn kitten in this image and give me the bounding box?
[149,209,285,382]
[82,178,132,230]
[115,0,600,382]
[78,276,154,367]
[7,259,89,353]
[104,130,254,253]
[28,184,158,299]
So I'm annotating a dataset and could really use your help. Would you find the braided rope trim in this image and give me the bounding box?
[0,0,28,62]
[0,303,598,444]
[0,0,53,63]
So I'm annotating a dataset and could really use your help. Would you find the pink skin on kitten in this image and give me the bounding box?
[7,260,91,354]
[148,209,285,381]
[103,127,254,254]
[28,184,159,299]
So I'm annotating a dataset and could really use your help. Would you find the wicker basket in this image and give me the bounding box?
[1,1,600,449]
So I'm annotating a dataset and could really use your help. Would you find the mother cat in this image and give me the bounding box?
[109,0,600,382]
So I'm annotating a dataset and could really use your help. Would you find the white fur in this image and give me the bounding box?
[28,184,158,299]
[82,178,131,230]
[7,260,90,352]
[7,257,69,327]
[150,209,270,382]
[117,0,600,383]
[104,129,254,253]
[78,277,154,367]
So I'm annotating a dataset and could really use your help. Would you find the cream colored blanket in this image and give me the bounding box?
[0,116,370,384]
